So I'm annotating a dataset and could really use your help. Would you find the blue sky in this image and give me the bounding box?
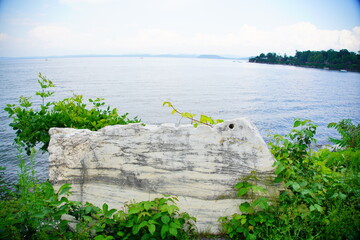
[0,0,359,57]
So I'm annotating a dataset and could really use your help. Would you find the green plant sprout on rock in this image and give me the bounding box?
[162,101,224,127]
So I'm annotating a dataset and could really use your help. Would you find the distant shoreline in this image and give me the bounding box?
[249,61,360,73]
[0,54,249,61]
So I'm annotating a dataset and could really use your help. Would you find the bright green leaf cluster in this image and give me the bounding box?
[220,119,360,239]
[163,101,224,128]
[4,73,141,155]
[328,119,360,150]
[0,150,76,239]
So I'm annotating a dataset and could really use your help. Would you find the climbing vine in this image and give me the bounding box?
[162,101,223,127]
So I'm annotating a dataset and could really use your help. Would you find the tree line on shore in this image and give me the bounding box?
[249,49,360,72]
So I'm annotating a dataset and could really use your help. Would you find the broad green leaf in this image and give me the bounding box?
[33,212,46,218]
[252,197,269,209]
[138,212,151,219]
[239,202,254,214]
[294,120,302,127]
[300,189,312,196]
[148,224,156,235]
[138,221,148,230]
[275,163,285,175]
[249,219,256,226]
[58,183,72,196]
[105,209,116,218]
[83,216,93,222]
[310,204,323,213]
[132,225,140,235]
[237,188,248,196]
[102,203,109,213]
[85,206,92,214]
[152,212,162,220]
[161,225,169,239]
[167,205,178,214]
[291,182,301,192]
[148,219,157,225]
[233,214,244,220]
[315,204,323,213]
[144,201,152,210]
[251,185,265,193]
[170,222,180,229]
[161,215,170,224]
[273,176,283,183]
[125,220,134,228]
[94,235,105,240]
[162,101,171,107]
[129,207,141,215]
[169,227,178,236]
[234,182,244,189]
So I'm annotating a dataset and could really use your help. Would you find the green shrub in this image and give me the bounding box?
[71,196,197,240]
[0,148,75,239]
[1,189,196,240]
[328,119,360,150]
[0,147,196,240]
[220,119,360,240]
[4,73,140,154]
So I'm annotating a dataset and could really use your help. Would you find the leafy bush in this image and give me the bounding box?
[220,119,360,240]
[328,119,360,150]
[4,73,140,154]
[70,196,196,240]
[1,189,196,240]
[0,148,75,239]
[0,147,196,240]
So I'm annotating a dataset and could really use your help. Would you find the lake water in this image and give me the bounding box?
[1,57,359,184]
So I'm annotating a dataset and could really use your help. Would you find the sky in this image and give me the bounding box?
[0,0,359,57]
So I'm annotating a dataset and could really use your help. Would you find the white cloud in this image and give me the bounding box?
[271,22,360,54]
[59,0,113,5]
[29,25,72,42]
[0,33,9,41]
[2,22,360,57]
[117,22,360,55]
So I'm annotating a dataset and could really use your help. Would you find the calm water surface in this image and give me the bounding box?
[0,57,359,183]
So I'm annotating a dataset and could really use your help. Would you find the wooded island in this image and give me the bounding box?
[249,49,360,72]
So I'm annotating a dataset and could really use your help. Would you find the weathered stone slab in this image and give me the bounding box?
[48,118,276,233]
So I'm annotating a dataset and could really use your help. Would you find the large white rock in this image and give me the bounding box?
[48,118,276,233]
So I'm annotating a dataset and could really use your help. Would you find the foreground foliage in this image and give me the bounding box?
[219,119,360,239]
[328,119,360,150]
[4,73,140,154]
[2,82,359,240]
[0,149,196,239]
